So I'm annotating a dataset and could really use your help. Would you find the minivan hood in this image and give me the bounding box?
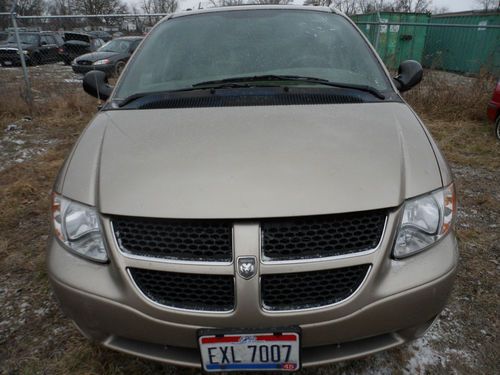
[62,102,442,219]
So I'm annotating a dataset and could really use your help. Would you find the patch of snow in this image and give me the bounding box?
[34,307,49,317]
[403,309,476,374]
[406,335,445,374]
[63,78,82,83]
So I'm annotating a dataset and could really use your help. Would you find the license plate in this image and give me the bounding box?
[199,329,300,372]
[3,61,12,66]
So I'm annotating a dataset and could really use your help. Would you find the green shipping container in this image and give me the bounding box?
[423,11,500,75]
[351,12,430,70]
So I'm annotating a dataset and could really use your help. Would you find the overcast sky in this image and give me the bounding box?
[432,0,480,11]
[171,0,481,12]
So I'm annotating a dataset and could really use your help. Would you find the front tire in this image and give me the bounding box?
[114,61,126,77]
[30,53,41,66]
[495,117,500,140]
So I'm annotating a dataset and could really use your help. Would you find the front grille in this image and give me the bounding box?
[78,60,92,65]
[112,216,233,262]
[261,265,370,311]
[0,50,17,56]
[0,50,18,59]
[129,268,234,311]
[261,210,386,261]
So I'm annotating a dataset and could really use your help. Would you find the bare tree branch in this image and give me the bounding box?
[474,0,499,11]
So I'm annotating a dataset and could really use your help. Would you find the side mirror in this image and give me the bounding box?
[393,60,423,92]
[83,70,113,100]
[40,41,47,46]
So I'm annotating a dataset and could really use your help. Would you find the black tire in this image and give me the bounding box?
[30,53,41,66]
[114,61,126,77]
[495,117,500,141]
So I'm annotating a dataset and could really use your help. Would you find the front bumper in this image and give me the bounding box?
[0,51,29,66]
[47,210,458,368]
[487,102,498,123]
[71,63,115,76]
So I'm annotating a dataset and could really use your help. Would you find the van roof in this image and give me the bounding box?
[171,5,339,20]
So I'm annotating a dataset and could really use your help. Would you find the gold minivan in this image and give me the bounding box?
[48,6,458,372]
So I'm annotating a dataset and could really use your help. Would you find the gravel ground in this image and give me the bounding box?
[0,64,499,375]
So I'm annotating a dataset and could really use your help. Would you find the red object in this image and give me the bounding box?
[487,80,500,123]
[201,333,297,344]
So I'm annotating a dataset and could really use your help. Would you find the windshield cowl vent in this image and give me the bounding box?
[135,92,365,110]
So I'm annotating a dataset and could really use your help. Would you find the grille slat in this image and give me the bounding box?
[112,217,233,262]
[129,268,234,311]
[261,210,386,261]
[261,265,370,311]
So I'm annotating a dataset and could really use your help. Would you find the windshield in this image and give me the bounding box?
[7,33,39,45]
[99,39,132,53]
[115,10,391,99]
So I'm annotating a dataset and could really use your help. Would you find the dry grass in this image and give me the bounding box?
[0,88,95,122]
[404,70,496,122]
[426,119,500,172]
[0,69,499,374]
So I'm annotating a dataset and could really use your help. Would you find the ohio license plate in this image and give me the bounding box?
[198,329,301,372]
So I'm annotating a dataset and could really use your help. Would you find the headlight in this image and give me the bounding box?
[22,50,29,55]
[393,184,456,259]
[93,59,111,65]
[51,193,108,262]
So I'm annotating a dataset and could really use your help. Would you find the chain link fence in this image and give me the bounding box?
[0,11,167,112]
[1,9,499,114]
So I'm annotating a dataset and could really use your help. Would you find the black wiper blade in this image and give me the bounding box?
[192,75,310,87]
[117,92,151,107]
[319,81,386,100]
[193,75,385,99]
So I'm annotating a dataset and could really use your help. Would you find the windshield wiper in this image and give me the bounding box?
[117,83,259,107]
[193,75,385,99]
[118,76,385,108]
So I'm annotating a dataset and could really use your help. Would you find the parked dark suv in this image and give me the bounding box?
[0,31,64,66]
[60,32,104,65]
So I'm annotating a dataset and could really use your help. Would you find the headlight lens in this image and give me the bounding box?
[394,184,456,259]
[51,193,108,262]
[93,59,111,65]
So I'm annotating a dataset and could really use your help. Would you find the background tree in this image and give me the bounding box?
[359,0,396,12]
[432,5,449,14]
[303,0,332,5]
[391,0,432,12]
[47,0,74,14]
[302,0,433,14]
[0,0,9,12]
[251,0,291,4]
[0,0,10,29]
[474,0,499,11]
[17,0,47,15]
[72,0,127,14]
[208,0,245,6]
[142,0,178,14]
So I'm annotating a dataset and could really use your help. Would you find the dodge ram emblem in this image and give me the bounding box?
[237,257,257,279]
